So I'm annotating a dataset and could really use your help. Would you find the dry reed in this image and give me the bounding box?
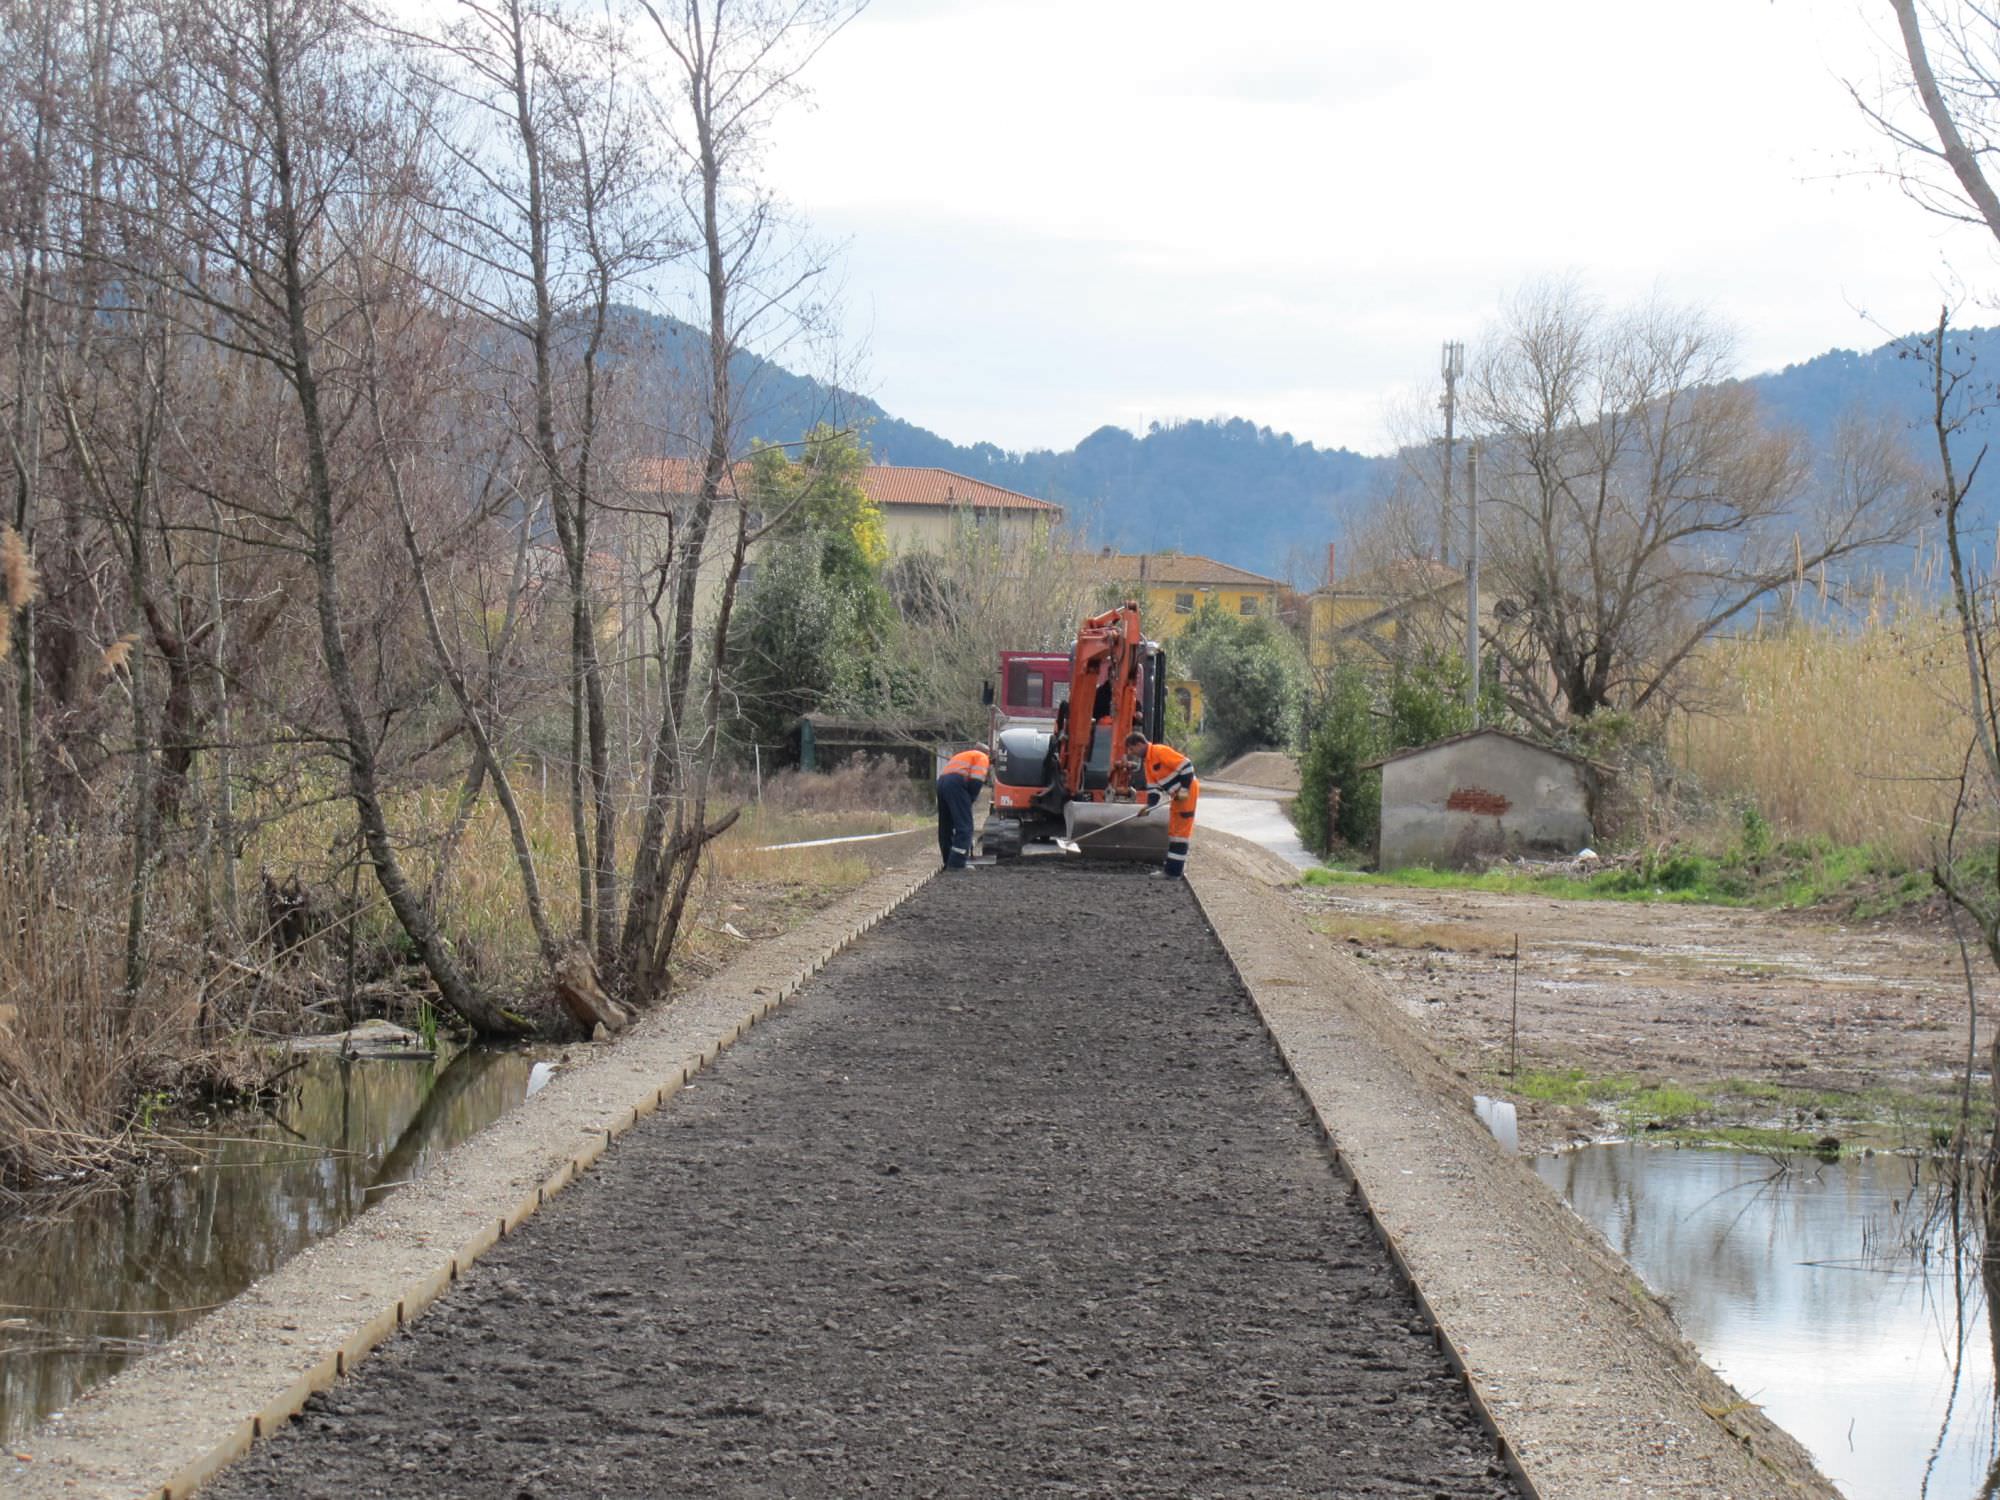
[0,827,204,1200]
[0,524,35,611]
[1681,593,1987,864]
[0,758,927,1195]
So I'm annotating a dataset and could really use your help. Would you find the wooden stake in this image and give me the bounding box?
[1509,933,1520,1077]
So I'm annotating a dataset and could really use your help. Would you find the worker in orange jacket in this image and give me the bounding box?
[936,744,990,871]
[1124,731,1198,878]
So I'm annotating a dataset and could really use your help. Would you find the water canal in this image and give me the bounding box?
[1539,1143,1998,1499]
[0,1046,544,1444]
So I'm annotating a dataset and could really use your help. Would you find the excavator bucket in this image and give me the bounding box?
[1058,800,1172,862]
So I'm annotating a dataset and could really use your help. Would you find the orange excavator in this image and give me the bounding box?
[980,601,1170,862]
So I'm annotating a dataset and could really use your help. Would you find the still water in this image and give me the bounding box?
[1538,1144,1999,1500]
[0,1046,542,1445]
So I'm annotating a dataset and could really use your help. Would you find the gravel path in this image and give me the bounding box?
[207,864,1519,1499]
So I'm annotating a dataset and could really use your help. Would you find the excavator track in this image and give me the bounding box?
[205,865,1523,1499]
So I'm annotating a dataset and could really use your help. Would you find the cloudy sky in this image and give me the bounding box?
[763,0,2000,457]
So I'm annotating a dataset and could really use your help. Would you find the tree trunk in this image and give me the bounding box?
[622,98,731,983]
[260,18,525,1041]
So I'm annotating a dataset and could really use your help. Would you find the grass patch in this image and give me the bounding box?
[1305,832,1955,916]
[1511,1067,1598,1109]
[1663,1124,1824,1153]
[1500,1066,1984,1150]
[1625,1083,1708,1122]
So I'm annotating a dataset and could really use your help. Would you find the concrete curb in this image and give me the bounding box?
[1185,869,1544,1500]
[1186,849,1838,1500]
[8,855,936,1500]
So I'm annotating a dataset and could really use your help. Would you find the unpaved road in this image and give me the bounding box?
[1296,878,1985,1146]
[206,865,1518,1499]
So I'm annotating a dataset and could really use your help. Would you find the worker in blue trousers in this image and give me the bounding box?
[936,744,990,871]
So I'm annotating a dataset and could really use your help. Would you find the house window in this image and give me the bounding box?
[1174,592,1195,614]
[737,563,758,590]
[1238,595,1259,616]
[743,509,765,535]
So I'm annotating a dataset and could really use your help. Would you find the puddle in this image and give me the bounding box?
[1473,1094,1519,1153]
[1538,1143,1998,1499]
[0,1046,544,1444]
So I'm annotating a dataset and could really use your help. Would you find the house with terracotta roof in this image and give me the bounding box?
[630,458,1064,556]
[1085,551,1283,641]
[851,466,1064,552]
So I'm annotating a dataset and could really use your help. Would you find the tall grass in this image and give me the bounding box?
[1,760,927,1195]
[1681,595,1983,865]
[0,824,209,1200]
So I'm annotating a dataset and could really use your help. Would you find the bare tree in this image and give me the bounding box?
[402,0,674,977]
[880,523,1097,738]
[1376,280,1922,734]
[617,0,863,996]
[1867,8,2000,1312]
[94,0,534,1036]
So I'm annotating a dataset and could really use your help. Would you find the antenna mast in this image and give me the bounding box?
[1439,340,1465,564]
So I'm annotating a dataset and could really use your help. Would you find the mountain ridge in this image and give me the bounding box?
[629,306,1998,576]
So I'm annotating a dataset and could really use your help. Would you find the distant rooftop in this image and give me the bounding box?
[633,458,1062,516]
[1086,550,1281,589]
[1326,558,1463,596]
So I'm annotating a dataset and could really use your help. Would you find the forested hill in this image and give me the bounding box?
[630,305,2000,577]
[625,307,1379,576]
[1738,325,2000,448]
[865,419,1380,576]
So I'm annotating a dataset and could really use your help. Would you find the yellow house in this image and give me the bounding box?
[1082,551,1282,733]
[1085,551,1282,640]
[1305,559,1474,671]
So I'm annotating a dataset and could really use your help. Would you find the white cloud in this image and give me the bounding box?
[764,0,2000,453]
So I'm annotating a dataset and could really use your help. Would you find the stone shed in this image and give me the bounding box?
[1367,728,1599,870]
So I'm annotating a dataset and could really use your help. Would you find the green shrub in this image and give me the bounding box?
[1294,666,1382,856]
[1181,603,1304,762]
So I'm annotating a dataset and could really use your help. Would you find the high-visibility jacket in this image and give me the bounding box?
[1135,742,1195,801]
[940,748,990,786]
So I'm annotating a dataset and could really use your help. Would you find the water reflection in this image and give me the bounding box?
[0,1046,541,1444]
[1537,1144,1998,1500]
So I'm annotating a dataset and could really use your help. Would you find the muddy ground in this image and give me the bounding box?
[1295,878,1987,1149]
[205,865,1518,1499]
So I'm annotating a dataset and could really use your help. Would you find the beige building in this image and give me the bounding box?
[855,466,1065,552]
[630,459,1063,559]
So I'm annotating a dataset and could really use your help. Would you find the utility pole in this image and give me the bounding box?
[1439,340,1464,564]
[1466,442,1480,723]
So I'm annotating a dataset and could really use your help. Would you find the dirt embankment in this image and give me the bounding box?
[1209,749,1301,793]
[1294,876,1984,1149]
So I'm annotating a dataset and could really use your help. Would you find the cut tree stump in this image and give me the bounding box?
[555,945,633,1035]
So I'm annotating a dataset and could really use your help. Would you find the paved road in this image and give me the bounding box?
[1199,783,1318,869]
[208,867,1516,1499]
